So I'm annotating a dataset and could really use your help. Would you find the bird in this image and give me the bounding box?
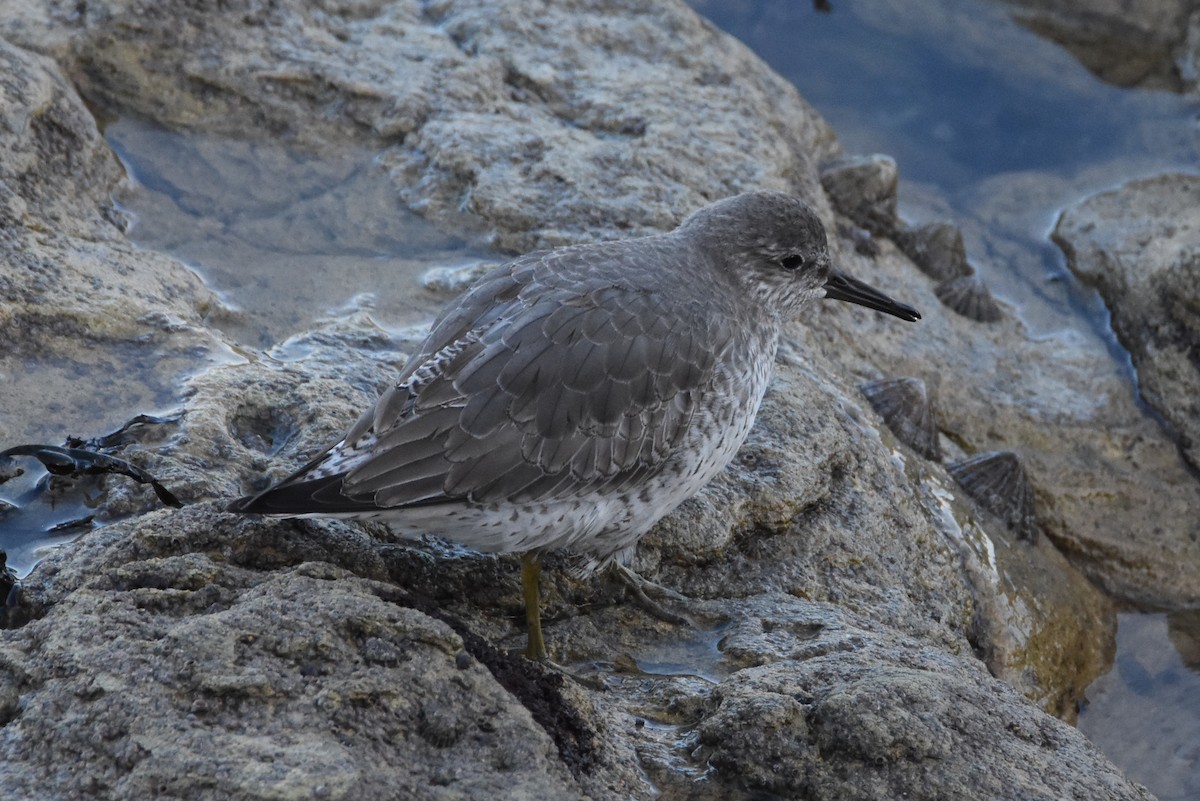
[228,191,921,659]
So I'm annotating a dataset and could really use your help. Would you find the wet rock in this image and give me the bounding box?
[962,516,1116,722]
[0,38,228,446]
[820,184,1200,610]
[819,154,900,236]
[1053,172,1200,471]
[991,0,1200,91]
[421,260,503,295]
[1079,612,1200,801]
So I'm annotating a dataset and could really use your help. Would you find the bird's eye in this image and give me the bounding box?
[782,254,805,270]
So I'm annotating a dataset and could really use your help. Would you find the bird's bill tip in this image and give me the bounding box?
[824,270,921,322]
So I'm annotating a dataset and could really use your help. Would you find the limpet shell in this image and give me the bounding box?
[935,274,1002,322]
[895,222,971,281]
[860,377,941,460]
[947,451,1037,541]
[820,154,899,236]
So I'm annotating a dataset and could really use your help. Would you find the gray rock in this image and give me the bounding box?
[420,260,503,296]
[697,602,1151,801]
[989,0,1200,91]
[0,509,591,801]
[1054,173,1200,472]
[0,0,839,253]
[838,242,1200,608]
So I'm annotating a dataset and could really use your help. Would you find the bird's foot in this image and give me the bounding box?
[611,564,690,625]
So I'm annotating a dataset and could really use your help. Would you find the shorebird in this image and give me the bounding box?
[229,191,920,659]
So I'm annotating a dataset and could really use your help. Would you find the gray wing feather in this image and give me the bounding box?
[326,241,735,507]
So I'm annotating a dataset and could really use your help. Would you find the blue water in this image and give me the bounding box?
[693,0,1197,193]
[1078,613,1200,801]
[105,117,493,348]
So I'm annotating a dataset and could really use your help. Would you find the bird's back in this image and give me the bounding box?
[229,231,776,562]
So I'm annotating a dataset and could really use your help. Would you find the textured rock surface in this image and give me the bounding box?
[0,38,227,444]
[0,0,838,253]
[1053,173,1200,471]
[0,509,594,801]
[809,178,1200,607]
[0,310,1134,799]
[697,607,1152,801]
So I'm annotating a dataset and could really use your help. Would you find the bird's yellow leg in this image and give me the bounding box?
[521,552,547,660]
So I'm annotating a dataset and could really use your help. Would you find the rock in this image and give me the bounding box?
[990,0,1200,91]
[807,159,1200,609]
[0,508,592,801]
[0,38,228,446]
[1053,173,1200,472]
[421,260,503,295]
[0,0,840,253]
[697,603,1151,801]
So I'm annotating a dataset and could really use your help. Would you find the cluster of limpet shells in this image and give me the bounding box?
[828,155,1031,538]
[859,377,1038,542]
[822,153,1004,323]
[894,221,1003,323]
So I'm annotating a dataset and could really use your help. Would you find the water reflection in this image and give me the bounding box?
[107,117,494,348]
[1079,613,1200,801]
[692,1,1197,193]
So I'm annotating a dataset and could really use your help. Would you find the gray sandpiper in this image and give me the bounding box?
[229,191,921,659]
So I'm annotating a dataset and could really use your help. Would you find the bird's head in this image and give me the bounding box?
[678,191,920,322]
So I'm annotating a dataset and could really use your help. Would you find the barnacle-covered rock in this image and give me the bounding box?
[936,274,1003,322]
[860,377,941,460]
[947,451,1038,541]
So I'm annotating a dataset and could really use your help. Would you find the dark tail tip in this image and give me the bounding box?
[226,493,263,514]
[225,472,375,517]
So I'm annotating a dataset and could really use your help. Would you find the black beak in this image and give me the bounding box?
[824,270,921,322]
